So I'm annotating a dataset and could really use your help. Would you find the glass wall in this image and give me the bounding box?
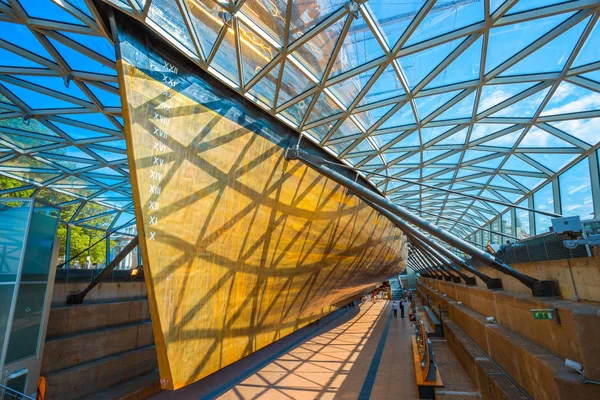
[467,151,599,243]
[491,218,500,244]
[482,224,490,246]
[515,198,531,239]
[0,200,31,360]
[534,183,554,235]
[559,159,594,220]
[501,211,512,243]
[0,183,138,270]
[5,203,59,363]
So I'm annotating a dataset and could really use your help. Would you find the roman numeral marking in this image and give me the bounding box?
[153,142,166,152]
[153,156,164,166]
[161,74,177,87]
[149,201,159,211]
[153,127,168,139]
[150,170,163,180]
[149,232,156,240]
[163,62,178,74]
[149,185,161,195]
[149,216,158,225]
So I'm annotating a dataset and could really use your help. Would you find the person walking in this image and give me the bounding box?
[400,298,405,318]
[392,301,398,318]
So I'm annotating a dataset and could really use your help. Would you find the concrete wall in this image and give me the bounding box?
[422,277,600,381]
[43,279,158,400]
[51,280,147,305]
[416,280,600,400]
[469,254,600,302]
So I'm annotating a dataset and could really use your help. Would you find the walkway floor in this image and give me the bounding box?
[217,300,419,400]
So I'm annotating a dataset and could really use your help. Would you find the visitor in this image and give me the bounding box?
[400,298,405,318]
[392,301,398,318]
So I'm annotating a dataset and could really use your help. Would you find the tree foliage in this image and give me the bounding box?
[1,174,115,268]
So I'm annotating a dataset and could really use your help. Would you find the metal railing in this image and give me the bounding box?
[470,232,589,267]
[0,384,35,400]
[414,320,438,382]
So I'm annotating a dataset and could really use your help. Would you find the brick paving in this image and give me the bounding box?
[218,300,419,400]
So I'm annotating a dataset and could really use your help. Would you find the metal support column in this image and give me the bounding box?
[413,240,462,283]
[589,151,600,219]
[66,237,139,305]
[407,259,433,278]
[407,257,434,278]
[412,245,452,281]
[288,150,556,297]
[366,200,500,289]
[65,225,71,269]
[410,234,474,285]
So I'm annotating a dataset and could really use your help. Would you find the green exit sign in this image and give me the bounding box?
[533,311,553,320]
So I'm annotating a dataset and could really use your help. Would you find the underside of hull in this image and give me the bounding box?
[115,14,407,390]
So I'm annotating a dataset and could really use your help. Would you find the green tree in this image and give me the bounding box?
[61,224,108,267]
[2,174,116,268]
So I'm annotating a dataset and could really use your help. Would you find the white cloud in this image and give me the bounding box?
[544,92,600,115]
[551,117,600,145]
[568,183,589,195]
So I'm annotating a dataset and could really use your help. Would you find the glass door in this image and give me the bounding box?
[0,200,59,398]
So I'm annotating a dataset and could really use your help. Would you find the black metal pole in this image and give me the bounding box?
[412,246,451,280]
[365,199,501,289]
[415,243,461,283]
[410,236,472,284]
[407,258,429,276]
[407,259,433,278]
[66,236,139,305]
[291,151,557,297]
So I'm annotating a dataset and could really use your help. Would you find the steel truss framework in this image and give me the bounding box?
[1,0,600,246]
[0,0,135,233]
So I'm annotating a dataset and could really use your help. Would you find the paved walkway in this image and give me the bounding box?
[217,300,418,400]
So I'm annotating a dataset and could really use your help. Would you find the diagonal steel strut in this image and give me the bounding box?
[289,150,558,297]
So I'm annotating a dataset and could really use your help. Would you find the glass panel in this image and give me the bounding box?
[491,218,500,244]
[240,0,287,45]
[559,158,594,220]
[5,283,47,363]
[482,225,490,246]
[515,199,531,239]
[6,372,27,394]
[328,14,385,77]
[0,284,16,361]
[108,235,138,270]
[68,226,107,269]
[534,183,554,234]
[500,17,587,76]
[406,0,484,46]
[148,0,196,54]
[501,211,512,244]
[0,201,30,283]
[21,203,59,281]
[485,13,571,73]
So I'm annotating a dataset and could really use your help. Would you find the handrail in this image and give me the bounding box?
[414,320,437,382]
[0,383,36,400]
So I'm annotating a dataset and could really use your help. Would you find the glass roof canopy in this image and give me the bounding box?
[0,0,136,232]
[1,0,600,242]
